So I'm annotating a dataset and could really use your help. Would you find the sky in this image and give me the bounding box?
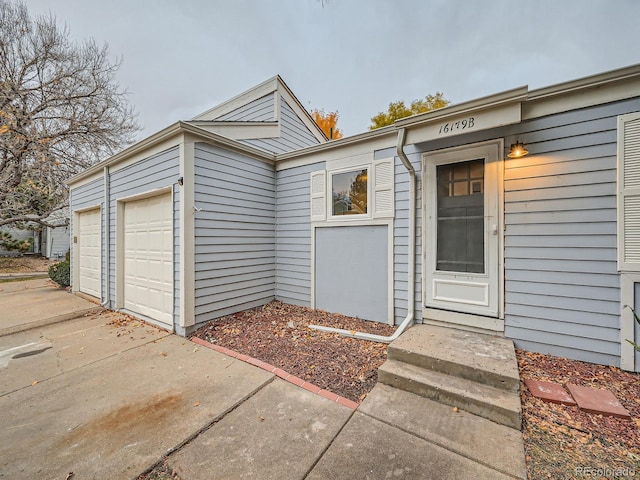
[23,0,640,142]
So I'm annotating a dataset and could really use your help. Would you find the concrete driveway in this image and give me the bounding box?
[0,279,525,479]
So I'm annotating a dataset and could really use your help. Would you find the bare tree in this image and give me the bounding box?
[0,0,140,228]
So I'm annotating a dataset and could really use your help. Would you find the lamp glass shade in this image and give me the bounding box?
[508,142,528,158]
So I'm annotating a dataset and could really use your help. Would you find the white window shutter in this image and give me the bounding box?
[373,158,395,218]
[310,170,326,222]
[618,112,640,271]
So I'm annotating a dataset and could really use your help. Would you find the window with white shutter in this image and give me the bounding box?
[310,170,326,222]
[373,158,395,218]
[617,112,640,272]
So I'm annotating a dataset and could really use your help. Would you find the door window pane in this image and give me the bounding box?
[436,159,485,273]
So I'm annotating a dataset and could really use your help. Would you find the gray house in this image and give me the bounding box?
[67,66,640,373]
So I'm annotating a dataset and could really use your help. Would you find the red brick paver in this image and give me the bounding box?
[524,378,577,406]
[566,384,631,419]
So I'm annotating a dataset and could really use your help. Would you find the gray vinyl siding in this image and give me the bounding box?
[69,177,104,297]
[108,147,180,318]
[47,226,70,259]
[372,146,424,326]
[240,98,321,154]
[501,98,640,366]
[215,93,275,122]
[193,143,276,323]
[275,161,324,306]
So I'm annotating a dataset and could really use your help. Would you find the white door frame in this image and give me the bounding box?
[115,186,174,330]
[73,205,102,299]
[422,139,505,333]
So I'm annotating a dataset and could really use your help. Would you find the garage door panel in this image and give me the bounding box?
[78,208,101,298]
[123,193,173,327]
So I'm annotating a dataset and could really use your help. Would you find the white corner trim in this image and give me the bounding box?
[179,140,196,329]
[620,273,639,372]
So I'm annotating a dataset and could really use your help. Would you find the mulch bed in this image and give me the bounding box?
[517,349,640,479]
[191,300,395,403]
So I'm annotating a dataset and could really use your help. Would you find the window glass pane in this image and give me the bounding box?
[469,160,484,179]
[453,181,468,196]
[332,169,368,216]
[436,159,485,273]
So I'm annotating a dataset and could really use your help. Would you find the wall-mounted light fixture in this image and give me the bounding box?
[177,177,184,186]
[507,141,529,159]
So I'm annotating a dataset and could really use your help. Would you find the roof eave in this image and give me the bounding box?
[66,122,275,186]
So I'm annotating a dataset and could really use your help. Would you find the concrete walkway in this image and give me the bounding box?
[0,278,101,336]
[0,279,526,479]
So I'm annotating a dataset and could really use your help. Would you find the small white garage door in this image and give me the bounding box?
[123,193,173,327]
[77,208,101,298]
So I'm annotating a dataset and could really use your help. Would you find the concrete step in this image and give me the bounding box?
[359,383,527,479]
[378,359,522,429]
[387,324,520,392]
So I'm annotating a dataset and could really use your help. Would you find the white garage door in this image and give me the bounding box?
[78,208,101,298]
[123,193,173,327]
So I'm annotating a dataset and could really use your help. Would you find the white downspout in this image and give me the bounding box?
[101,165,110,307]
[309,128,416,343]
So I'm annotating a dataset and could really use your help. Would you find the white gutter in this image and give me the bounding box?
[309,128,416,343]
[100,166,110,307]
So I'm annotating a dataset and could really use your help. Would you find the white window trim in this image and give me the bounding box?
[327,164,372,221]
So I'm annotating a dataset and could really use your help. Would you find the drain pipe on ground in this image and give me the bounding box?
[309,128,416,343]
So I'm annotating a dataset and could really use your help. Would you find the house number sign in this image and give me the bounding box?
[437,117,475,135]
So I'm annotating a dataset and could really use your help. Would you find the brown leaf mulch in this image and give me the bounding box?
[191,300,395,403]
[517,349,640,479]
[0,255,51,273]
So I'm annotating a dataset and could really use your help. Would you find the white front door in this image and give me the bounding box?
[424,141,501,318]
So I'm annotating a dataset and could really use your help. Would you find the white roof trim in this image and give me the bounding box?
[187,120,281,140]
[192,76,280,121]
[66,122,275,186]
[528,63,640,101]
[191,75,327,143]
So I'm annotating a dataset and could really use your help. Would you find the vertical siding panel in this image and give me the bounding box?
[193,143,276,323]
[275,162,324,306]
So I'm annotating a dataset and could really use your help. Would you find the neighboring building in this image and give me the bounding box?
[67,66,640,372]
[0,210,70,259]
[0,226,37,255]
